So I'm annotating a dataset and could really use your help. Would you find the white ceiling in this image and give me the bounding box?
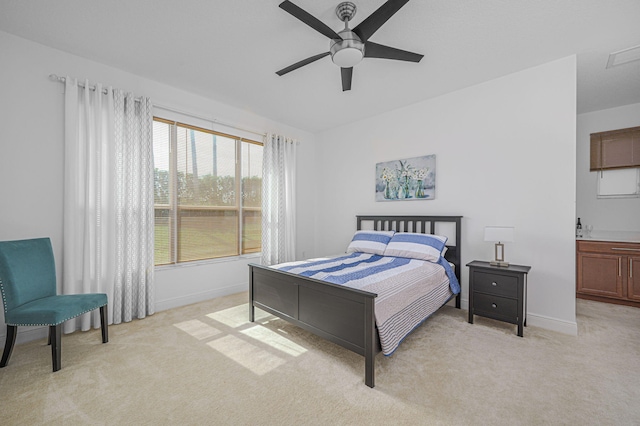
[1,0,639,133]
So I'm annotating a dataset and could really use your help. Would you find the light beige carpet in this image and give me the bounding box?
[0,293,638,425]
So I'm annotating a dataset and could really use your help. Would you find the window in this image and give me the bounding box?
[153,117,263,265]
[597,168,640,199]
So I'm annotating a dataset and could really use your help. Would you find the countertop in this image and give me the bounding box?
[577,231,640,243]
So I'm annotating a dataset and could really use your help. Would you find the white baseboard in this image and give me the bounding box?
[2,291,578,346]
[457,297,578,336]
[0,326,48,347]
[526,312,578,336]
[154,283,247,312]
[0,284,247,347]
[446,297,469,310]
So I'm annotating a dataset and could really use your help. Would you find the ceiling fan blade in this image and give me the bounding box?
[279,1,341,40]
[364,41,423,62]
[276,52,331,76]
[341,67,353,91]
[353,0,410,41]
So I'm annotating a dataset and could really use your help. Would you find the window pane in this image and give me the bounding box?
[178,208,238,261]
[242,142,263,253]
[242,209,261,253]
[153,117,263,266]
[176,126,238,261]
[153,120,171,265]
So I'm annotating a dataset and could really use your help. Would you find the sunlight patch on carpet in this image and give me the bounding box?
[241,325,307,357]
[174,319,222,340]
[207,335,285,375]
[207,304,272,328]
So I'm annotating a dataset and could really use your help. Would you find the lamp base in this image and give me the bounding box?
[491,242,509,267]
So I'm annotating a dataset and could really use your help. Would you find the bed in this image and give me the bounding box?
[248,215,462,388]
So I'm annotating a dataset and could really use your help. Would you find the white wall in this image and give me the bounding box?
[0,30,318,343]
[0,29,579,345]
[314,56,578,334]
[576,103,640,232]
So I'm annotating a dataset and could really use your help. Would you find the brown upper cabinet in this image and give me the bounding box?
[590,126,640,171]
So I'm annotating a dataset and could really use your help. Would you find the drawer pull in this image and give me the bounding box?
[611,247,640,252]
[619,258,622,277]
[492,282,497,286]
[491,303,497,308]
[631,259,633,278]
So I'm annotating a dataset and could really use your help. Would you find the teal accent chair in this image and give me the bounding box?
[0,238,108,372]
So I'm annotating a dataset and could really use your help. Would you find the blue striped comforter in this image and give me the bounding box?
[272,252,460,355]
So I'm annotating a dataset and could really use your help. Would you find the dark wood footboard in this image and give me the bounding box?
[249,263,379,387]
[249,215,462,388]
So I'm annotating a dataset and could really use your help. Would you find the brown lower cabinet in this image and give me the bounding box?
[577,240,640,307]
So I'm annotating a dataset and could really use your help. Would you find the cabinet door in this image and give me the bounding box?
[577,252,624,298]
[627,255,640,301]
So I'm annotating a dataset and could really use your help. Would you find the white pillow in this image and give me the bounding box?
[383,233,448,262]
[346,230,395,255]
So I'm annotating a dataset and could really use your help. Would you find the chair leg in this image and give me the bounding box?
[50,325,61,372]
[1,325,17,368]
[100,305,109,343]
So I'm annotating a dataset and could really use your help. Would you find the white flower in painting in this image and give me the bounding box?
[380,167,396,182]
[413,168,428,180]
[398,160,413,179]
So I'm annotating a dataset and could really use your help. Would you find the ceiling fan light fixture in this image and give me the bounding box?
[331,45,364,67]
[330,29,365,67]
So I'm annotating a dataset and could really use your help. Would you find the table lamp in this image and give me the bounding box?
[484,226,515,267]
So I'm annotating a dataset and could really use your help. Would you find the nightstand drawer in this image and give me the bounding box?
[473,271,518,298]
[473,292,518,321]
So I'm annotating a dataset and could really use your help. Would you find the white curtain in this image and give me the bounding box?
[62,77,154,332]
[261,133,297,265]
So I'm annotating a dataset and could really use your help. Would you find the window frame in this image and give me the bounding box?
[153,116,263,266]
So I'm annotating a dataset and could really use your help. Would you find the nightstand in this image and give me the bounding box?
[467,260,531,337]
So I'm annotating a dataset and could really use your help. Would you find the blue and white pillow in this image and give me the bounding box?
[383,233,448,262]
[346,230,395,255]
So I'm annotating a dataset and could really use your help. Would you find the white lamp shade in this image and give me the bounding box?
[484,226,515,243]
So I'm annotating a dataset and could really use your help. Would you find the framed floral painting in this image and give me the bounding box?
[375,155,436,201]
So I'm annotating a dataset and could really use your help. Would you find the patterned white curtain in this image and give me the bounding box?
[112,90,155,323]
[261,134,297,265]
[62,77,154,332]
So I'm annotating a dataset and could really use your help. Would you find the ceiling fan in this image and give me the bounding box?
[276,0,424,91]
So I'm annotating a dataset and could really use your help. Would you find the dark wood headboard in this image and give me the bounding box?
[356,215,463,283]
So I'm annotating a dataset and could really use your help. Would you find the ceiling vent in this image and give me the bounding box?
[606,44,640,69]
